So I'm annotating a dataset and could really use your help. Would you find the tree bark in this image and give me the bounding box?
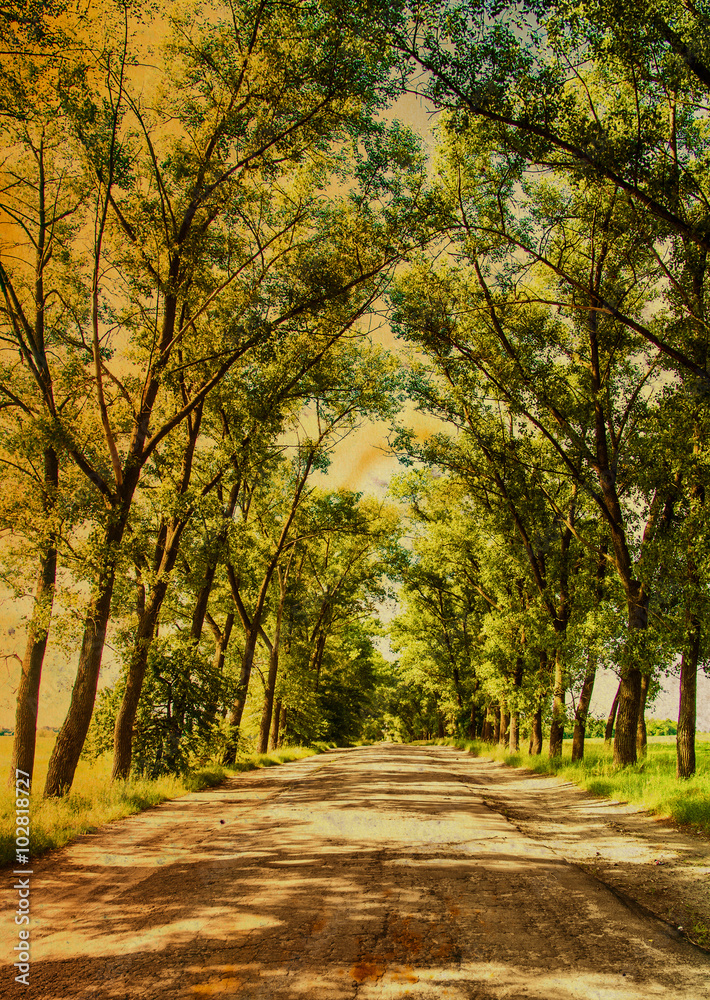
[636,672,650,758]
[613,589,648,766]
[571,658,597,762]
[549,648,565,758]
[312,630,328,693]
[9,548,57,784]
[508,712,519,752]
[468,702,477,738]
[437,711,445,739]
[9,446,59,786]
[112,407,204,780]
[499,701,509,746]
[212,613,234,675]
[44,512,128,797]
[605,682,621,742]
[7,141,61,787]
[277,703,287,748]
[224,625,260,762]
[225,452,316,759]
[507,654,523,752]
[258,644,280,754]
[677,621,699,778]
[258,569,286,754]
[530,705,543,755]
[269,697,282,751]
[481,704,493,742]
[572,541,606,763]
[111,573,172,781]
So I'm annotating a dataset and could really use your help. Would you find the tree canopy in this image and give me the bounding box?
[2,0,708,793]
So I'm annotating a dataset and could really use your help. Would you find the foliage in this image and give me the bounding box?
[83,635,237,777]
[4,0,710,796]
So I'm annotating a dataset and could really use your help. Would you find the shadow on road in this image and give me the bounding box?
[2,745,707,1000]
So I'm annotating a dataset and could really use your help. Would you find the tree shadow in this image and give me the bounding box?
[1,745,706,999]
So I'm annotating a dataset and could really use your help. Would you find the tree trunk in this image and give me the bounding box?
[223,625,260,764]
[586,282,646,767]
[530,705,543,755]
[269,697,282,751]
[111,573,172,781]
[499,702,509,746]
[9,447,59,785]
[677,621,699,778]
[44,369,206,795]
[614,667,642,766]
[44,513,127,797]
[212,613,234,674]
[480,703,491,741]
[191,561,220,642]
[636,672,650,758]
[605,682,620,742]
[190,478,241,641]
[508,712,519,752]
[226,451,316,756]
[549,648,565,758]
[258,642,280,754]
[613,589,648,766]
[572,542,605,763]
[437,712,445,739]
[111,410,202,784]
[571,658,597,762]
[508,655,523,752]
[493,706,501,744]
[312,630,327,692]
[277,704,287,748]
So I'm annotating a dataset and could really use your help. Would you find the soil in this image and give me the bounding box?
[1,743,709,999]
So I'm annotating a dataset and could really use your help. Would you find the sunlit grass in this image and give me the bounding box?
[0,735,321,866]
[425,735,710,836]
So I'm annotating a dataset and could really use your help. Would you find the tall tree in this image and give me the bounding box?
[0,2,93,784]
[36,0,422,795]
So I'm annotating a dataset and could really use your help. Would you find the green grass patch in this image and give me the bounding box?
[0,735,322,866]
[425,735,710,837]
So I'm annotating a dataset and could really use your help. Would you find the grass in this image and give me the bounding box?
[423,735,710,837]
[0,735,324,866]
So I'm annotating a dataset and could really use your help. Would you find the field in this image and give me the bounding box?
[430,735,710,837]
[0,735,320,866]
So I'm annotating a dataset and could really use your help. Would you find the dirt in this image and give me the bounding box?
[1,743,709,999]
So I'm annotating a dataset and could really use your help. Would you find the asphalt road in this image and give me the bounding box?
[2,743,709,999]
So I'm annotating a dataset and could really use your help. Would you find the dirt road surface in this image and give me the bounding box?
[2,744,709,999]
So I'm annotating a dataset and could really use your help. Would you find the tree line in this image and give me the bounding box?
[382,0,710,777]
[1,0,708,791]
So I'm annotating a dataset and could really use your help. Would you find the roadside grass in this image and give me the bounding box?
[423,736,710,837]
[0,736,322,866]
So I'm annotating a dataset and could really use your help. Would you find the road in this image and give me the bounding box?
[2,743,709,999]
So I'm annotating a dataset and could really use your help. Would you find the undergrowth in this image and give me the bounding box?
[0,739,324,866]
[425,737,710,837]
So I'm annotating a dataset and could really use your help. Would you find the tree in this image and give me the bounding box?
[0,1,94,785]
[388,84,702,763]
[222,341,402,758]
[31,0,423,795]
[271,492,403,748]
